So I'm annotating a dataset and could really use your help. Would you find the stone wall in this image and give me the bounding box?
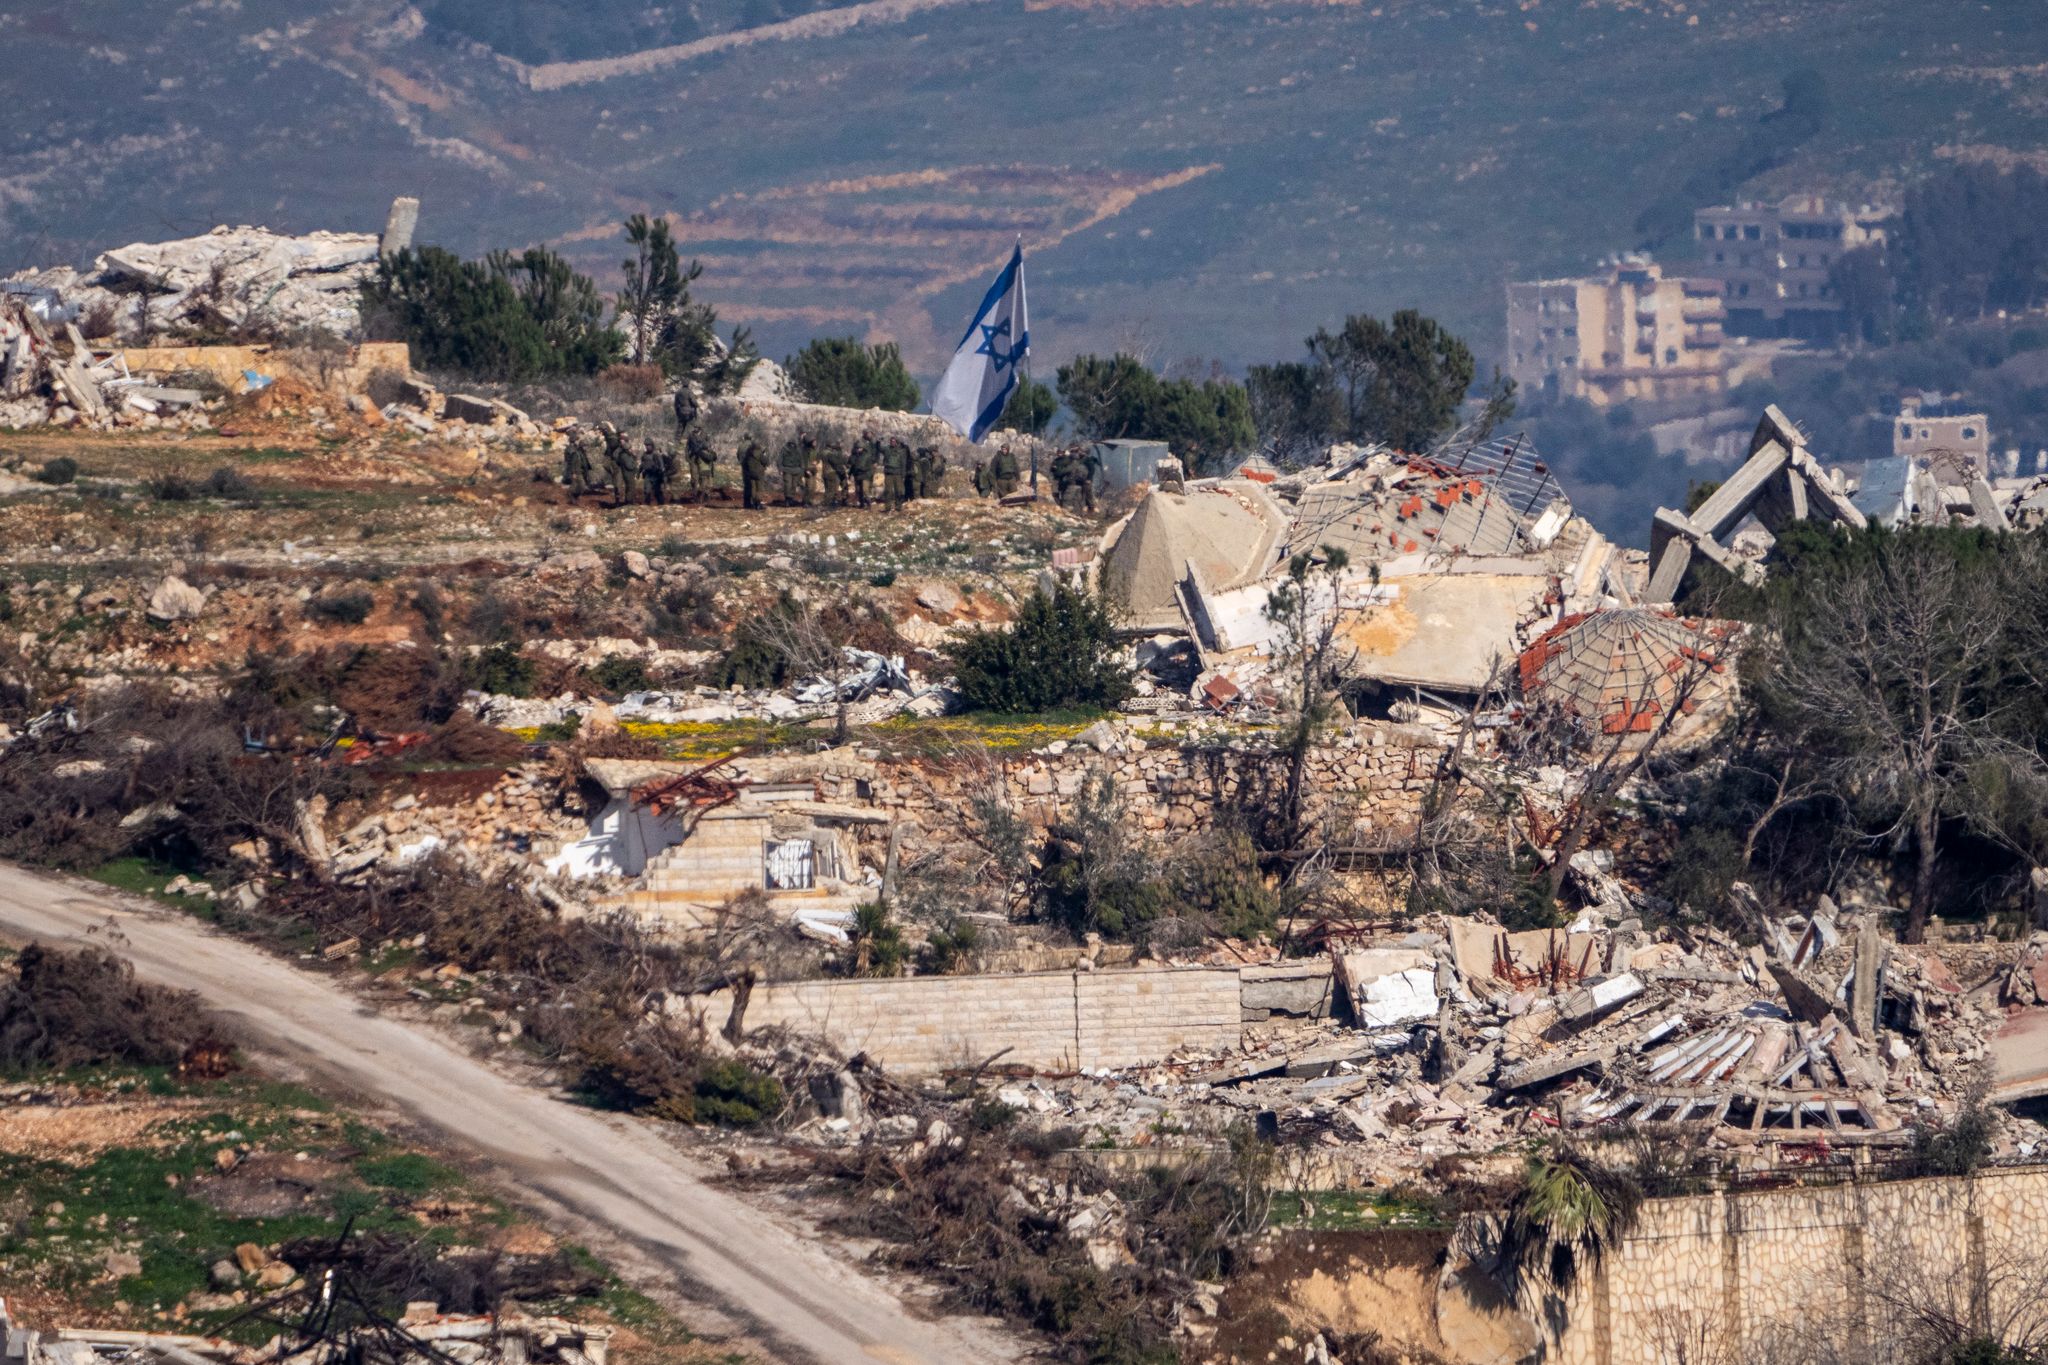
[844,719,1450,849]
[1538,1164,2048,1364]
[698,965,1245,1072]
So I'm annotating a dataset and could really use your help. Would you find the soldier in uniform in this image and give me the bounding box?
[973,457,994,498]
[1073,443,1101,513]
[562,423,597,499]
[672,386,699,433]
[639,436,671,506]
[848,427,879,508]
[778,429,814,506]
[820,435,851,507]
[739,432,768,510]
[601,423,638,506]
[686,426,717,502]
[881,436,910,509]
[914,442,945,501]
[991,441,1021,498]
[1049,446,1078,510]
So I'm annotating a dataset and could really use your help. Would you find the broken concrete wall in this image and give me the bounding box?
[696,965,1245,1072]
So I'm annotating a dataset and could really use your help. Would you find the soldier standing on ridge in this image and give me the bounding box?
[640,436,671,506]
[991,441,1021,498]
[672,386,699,433]
[562,422,597,499]
[1049,445,1077,509]
[601,423,639,506]
[849,427,879,508]
[914,441,945,501]
[821,434,851,507]
[686,426,717,502]
[779,429,813,506]
[739,431,768,509]
[881,435,910,509]
[1074,442,1101,513]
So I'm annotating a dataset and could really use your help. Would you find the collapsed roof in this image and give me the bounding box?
[1518,607,1738,742]
[1094,440,1638,696]
[1101,482,1288,632]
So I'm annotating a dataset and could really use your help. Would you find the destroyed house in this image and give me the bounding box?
[549,756,888,933]
[1097,441,1640,709]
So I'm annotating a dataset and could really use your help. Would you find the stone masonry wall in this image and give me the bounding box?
[1543,1165,2048,1364]
[698,965,1244,1073]
[846,720,1450,848]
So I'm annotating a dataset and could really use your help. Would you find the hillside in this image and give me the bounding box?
[4,0,2044,380]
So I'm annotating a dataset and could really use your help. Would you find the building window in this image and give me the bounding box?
[764,838,815,891]
[1744,225,1761,240]
[1963,426,1979,441]
[1665,347,1678,365]
[1900,423,1913,442]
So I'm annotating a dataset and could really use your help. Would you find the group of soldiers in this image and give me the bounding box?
[559,387,1105,514]
[739,426,953,511]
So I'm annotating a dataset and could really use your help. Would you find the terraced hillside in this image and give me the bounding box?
[3,0,2045,375]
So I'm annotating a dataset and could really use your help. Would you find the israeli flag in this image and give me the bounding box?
[930,243,1029,443]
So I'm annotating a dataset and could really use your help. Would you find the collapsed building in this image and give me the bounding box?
[1645,403,2048,601]
[1079,437,1689,731]
[4,197,417,346]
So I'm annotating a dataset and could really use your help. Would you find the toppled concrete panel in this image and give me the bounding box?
[1332,947,1437,1029]
[1100,482,1288,633]
[1239,961,1336,1020]
[1645,405,1867,603]
[1557,971,1644,1023]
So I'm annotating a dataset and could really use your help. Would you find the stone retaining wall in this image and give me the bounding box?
[1543,1164,2048,1363]
[699,965,1245,1072]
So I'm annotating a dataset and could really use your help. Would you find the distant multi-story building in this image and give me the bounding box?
[1693,194,1894,340]
[1894,395,1990,474]
[1506,256,1728,409]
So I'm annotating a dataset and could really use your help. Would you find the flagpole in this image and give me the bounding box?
[1018,236,1037,495]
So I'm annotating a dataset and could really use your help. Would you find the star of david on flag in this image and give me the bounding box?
[930,242,1029,443]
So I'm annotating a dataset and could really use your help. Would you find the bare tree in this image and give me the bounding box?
[750,597,859,744]
[1761,535,2043,941]
[1261,546,1360,853]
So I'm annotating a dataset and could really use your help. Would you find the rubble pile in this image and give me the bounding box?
[0,295,216,432]
[4,221,387,347]
[0,1299,610,1365]
[901,899,2045,1189]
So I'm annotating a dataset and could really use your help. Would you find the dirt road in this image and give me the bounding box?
[0,862,1021,1365]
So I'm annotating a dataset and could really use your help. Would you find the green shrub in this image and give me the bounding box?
[33,456,77,485]
[307,589,375,626]
[945,582,1131,714]
[145,470,195,502]
[463,644,538,697]
[849,900,909,976]
[587,654,652,697]
[200,466,257,501]
[691,1060,783,1126]
[784,337,920,410]
[534,714,582,742]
